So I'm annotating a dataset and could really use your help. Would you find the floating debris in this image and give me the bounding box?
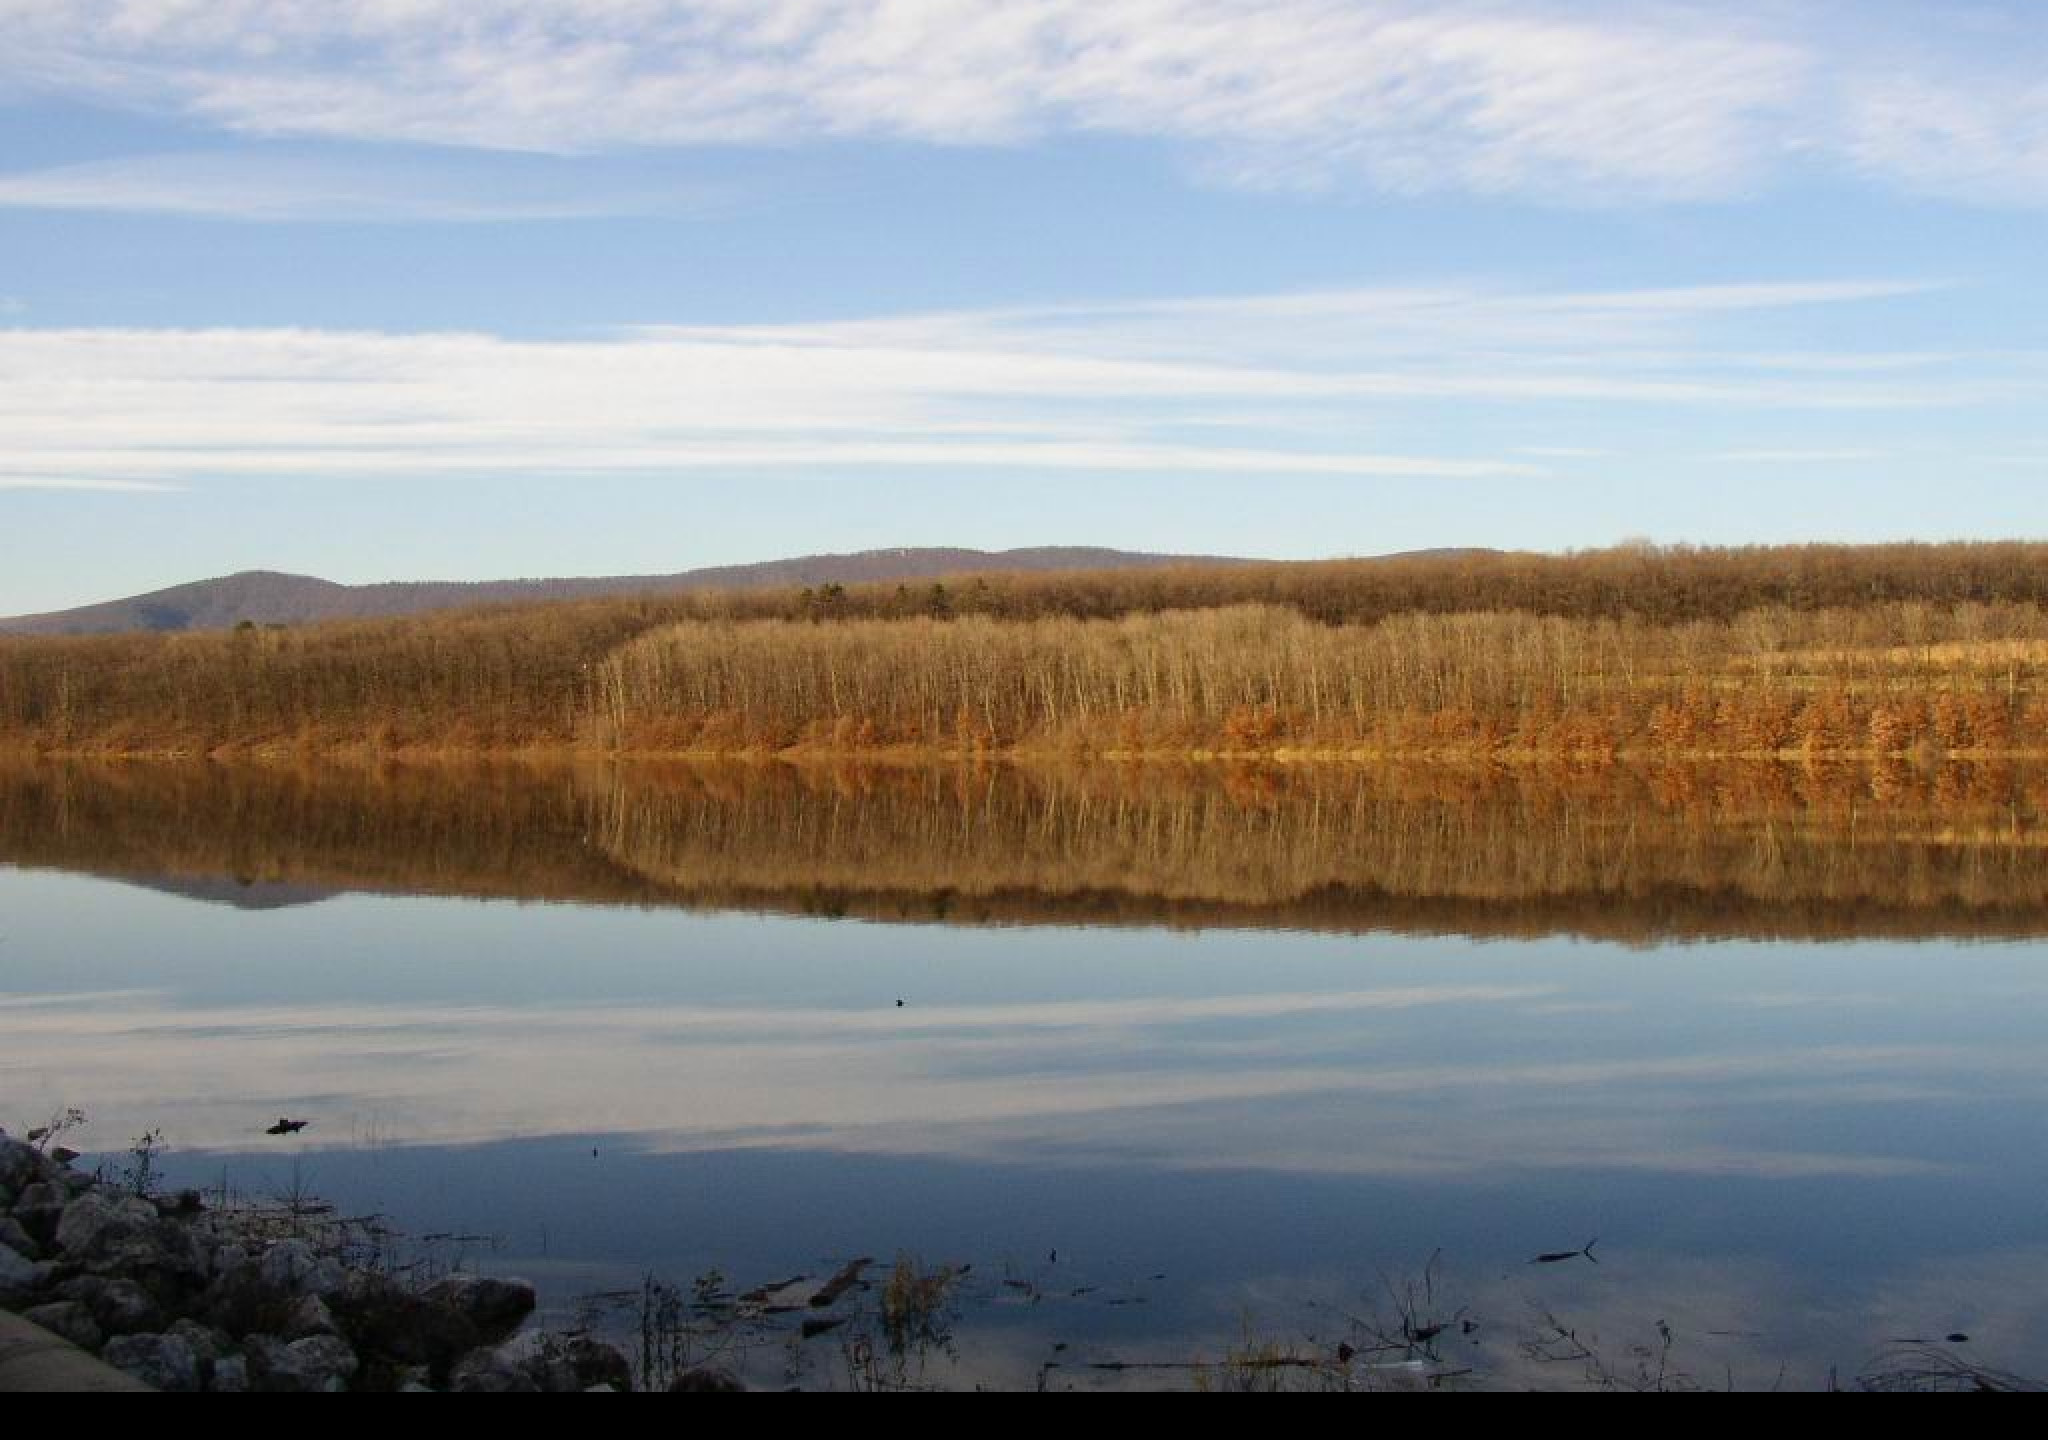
[810,1257,874,1309]
[739,1276,811,1307]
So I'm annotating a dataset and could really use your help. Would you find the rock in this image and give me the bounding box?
[670,1367,747,1394]
[198,1251,312,1341]
[329,1266,404,1316]
[0,1216,42,1261]
[156,1190,207,1220]
[0,1134,44,1197]
[211,1355,251,1394]
[103,1334,203,1393]
[327,1270,482,1378]
[56,1275,165,1336]
[125,1222,209,1282]
[557,1336,633,1394]
[247,1335,360,1394]
[259,1239,347,1299]
[54,1189,158,1256]
[21,1301,103,1352]
[0,1244,52,1310]
[477,1333,635,1394]
[168,1318,232,1365]
[10,1182,69,1248]
[421,1273,537,1344]
[333,1268,407,1313]
[54,1190,207,1282]
[167,1318,236,1389]
[197,1262,276,1335]
[0,1240,39,1295]
[285,1293,342,1340]
[449,1345,541,1394]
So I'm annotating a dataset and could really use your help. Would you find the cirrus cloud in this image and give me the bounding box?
[0,149,737,224]
[0,278,2014,494]
[4,1,2040,205]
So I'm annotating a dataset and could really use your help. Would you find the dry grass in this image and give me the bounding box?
[5,543,2048,760]
[601,603,2048,759]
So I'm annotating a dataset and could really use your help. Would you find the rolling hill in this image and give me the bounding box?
[0,547,1240,636]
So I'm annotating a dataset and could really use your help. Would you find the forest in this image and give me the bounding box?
[3,757,2043,945]
[2,542,2046,760]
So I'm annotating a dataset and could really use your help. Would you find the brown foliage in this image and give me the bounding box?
[601,604,2048,759]
[4,543,2048,759]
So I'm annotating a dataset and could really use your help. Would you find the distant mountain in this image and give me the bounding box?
[0,547,1244,636]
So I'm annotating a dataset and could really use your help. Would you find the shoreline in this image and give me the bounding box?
[8,740,2048,767]
[0,1131,637,1393]
[8,1130,2040,1394]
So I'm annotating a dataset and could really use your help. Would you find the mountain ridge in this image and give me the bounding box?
[0,547,1251,636]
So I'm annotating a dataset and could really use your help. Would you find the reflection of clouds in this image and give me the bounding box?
[974,1248,2048,1391]
[0,987,2007,1183]
[1473,1247,2048,1390]
[535,1237,2048,1390]
[1517,1000,1636,1018]
[1734,992,1910,1011]
[1174,1248,2048,1391]
[4,984,1551,1037]
[1853,1248,2048,1380]
[1461,1252,1826,1390]
[0,988,169,1011]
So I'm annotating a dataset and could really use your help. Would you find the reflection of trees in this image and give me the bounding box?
[2,758,2046,944]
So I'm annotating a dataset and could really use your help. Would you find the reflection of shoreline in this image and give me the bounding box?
[3,757,2046,943]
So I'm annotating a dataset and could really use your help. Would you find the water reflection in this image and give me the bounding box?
[3,756,2047,941]
[2,758,2046,1387]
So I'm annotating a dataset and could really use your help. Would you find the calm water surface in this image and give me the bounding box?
[3,760,2045,1388]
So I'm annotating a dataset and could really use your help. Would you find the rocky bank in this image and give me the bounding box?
[0,1130,640,1393]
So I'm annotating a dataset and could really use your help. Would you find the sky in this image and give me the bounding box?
[0,0,2044,616]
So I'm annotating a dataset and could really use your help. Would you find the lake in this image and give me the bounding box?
[3,758,2045,1389]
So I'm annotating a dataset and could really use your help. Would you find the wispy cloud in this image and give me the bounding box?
[0,150,735,224]
[0,2,1801,201]
[0,279,2013,491]
[0,476,179,493]
[1,2,2044,205]
[783,280,1958,373]
[1836,39,2048,208]
[1708,449,1890,466]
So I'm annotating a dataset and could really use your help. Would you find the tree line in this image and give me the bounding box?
[2,543,2047,758]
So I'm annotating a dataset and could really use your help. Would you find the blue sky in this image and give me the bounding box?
[1,1,2044,615]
